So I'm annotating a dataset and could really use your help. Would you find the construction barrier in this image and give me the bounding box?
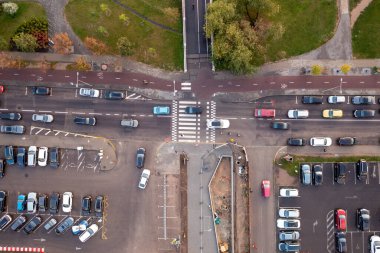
[0,247,45,252]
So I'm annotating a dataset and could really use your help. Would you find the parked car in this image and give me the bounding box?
[38,147,48,167]
[207,119,230,129]
[271,122,289,130]
[335,232,347,253]
[334,163,346,184]
[32,114,54,123]
[79,88,100,98]
[153,106,170,115]
[277,219,301,229]
[71,220,88,235]
[0,159,5,178]
[121,119,139,128]
[356,208,370,231]
[44,218,57,231]
[351,95,375,105]
[337,137,356,146]
[104,90,124,100]
[302,96,323,104]
[0,191,6,212]
[0,112,22,121]
[185,106,202,114]
[312,164,323,186]
[10,215,26,231]
[74,117,96,126]
[23,216,42,234]
[279,188,299,197]
[278,231,300,241]
[279,208,300,218]
[301,164,311,185]
[287,109,309,119]
[94,195,104,217]
[138,169,151,189]
[287,138,305,146]
[17,194,26,211]
[328,95,346,104]
[135,148,146,169]
[356,159,368,181]
[62,192,73,213]
[322,109,343,118]
[79,224,99,243]
[49,147,60,168]
[49,192,60,214]
[0,214,12,231]
[254,108,275,118]
[27,146,37,167]
[4,146,14,165]
[17,147,26,167]
[32,86,50,95]
[370,235,380,253]
[0,125,25,134]
[354,109,375,118]
[310,137,332,147]
[27,192,37,214]
[81,196,92,215]
[261,180,270,198]
[278,242,301,252]
[38,194,48,212]
[335,209,347,231]
[55,216,74,235]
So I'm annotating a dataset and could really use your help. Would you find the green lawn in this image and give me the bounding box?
[352,0,380,58]
[266,0,337,62]
[65,0,183,70]
[350,0,361,11]
[0,2,46,42]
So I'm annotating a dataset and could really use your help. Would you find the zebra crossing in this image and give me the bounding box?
[205,101,216,143]
[181,82,192,91]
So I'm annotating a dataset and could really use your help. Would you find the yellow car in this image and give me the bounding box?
[322,109,343,118]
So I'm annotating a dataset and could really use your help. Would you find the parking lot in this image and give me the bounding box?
[278,161,380,253]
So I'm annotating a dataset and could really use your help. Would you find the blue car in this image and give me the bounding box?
[4,146,14,165]
[17,147,26,167]
[17,194,26,212]
[153,106,170,115]
[71,220,88,235]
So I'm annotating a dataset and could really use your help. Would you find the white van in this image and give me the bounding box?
[28,146,37,167]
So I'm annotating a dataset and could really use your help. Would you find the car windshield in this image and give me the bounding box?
[212,121,221,126]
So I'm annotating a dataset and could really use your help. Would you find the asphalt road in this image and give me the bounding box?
[185,0,208,55]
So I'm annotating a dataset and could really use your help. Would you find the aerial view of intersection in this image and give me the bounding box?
[0,0,380,252]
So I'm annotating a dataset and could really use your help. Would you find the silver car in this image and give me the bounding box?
[279,231,300,241]
[79,88,100,98]
[301,164,311,185]
[32,114,54,123]
[27,192,37,214]
[0,125,25,134]
[121,119,139,128]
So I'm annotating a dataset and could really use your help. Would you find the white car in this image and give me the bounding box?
[277,219,301,229]
[310,137,332,147]
[279,208,300,218]
[79,88,100,98]
[328,95,346,104]
[38,147,48,166]
[27,192,37,214]
[79,224,98,243]
[370,235,380,253]
[287,109,309,119]
[206,119,230,129]
[138,169,151,189]
[32,114,54,123]
[62,192,73,213]
[279,188,299,197]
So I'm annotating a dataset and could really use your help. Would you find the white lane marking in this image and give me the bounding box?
[178,126,197,130]
[178,118,197,122]
[179,101,197,104]
[72,112,86,115]
[126,93,136,98]
[106,113,111,116]
[178,122,197,126]
[0,109,9,111]
[113,113,120,116]
[39,110,52,113]
[89,113,102,115]
[181,87,191,91]
[55,111,68,114]
[64,75,70,78]
[21,109,35,112]
[178,131,197,134]
[324,81,330,84]
[25,87,28,96]
[115,77,120,80]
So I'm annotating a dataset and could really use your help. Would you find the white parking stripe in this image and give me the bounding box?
[178,100,197,104]
[178,114,196,117]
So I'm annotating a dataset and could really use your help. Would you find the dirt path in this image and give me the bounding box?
[350,0,374,28]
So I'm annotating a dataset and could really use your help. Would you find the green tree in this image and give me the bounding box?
[341,64,351,74]
[311,64,323,75]
[119,14,130,26]
[117,36,133,56]
[100,3,111,16]
[2,2,18,16]
[241,0,279,27]
[12,32,38,52]
[0,37,8,51]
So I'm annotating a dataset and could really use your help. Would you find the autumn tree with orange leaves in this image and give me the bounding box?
[52,33,73,54]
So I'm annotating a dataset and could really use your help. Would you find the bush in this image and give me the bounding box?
[117,36,133,56]
[12,32,38,52]
[84,37,107,55]
[14,17,48,50]
[0,37,8,51]
[2,2,18,16]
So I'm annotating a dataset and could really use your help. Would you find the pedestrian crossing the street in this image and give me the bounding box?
[205,101,216,143]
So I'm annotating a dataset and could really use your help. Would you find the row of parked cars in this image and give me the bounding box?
[2,146,59,169]
[287,108,378,119]
[287,137,357,146]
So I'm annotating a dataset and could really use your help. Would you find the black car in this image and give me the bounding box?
[11,215,27,231]
[23,216,42,234]
[38,194,48,212]
[49,147,60,168]
[334,163,346,184]
[32,86,50,95]
[17,147,26,167]
[185,106,202,114]
[302,96,323,104]
[0,113,22,121]
[95,195,104,217]
[135,148,146,169]
[0,191,6,212]
[356,159,368,181]
[74,116,96,126]
[49,192,60,214]
[356,208,370,231]
[335,232,347,253]
[312,164,323,186]
[287,138,305,146]
[104,90,124,100]
[353,109,375,118]
[0,159,5,178]
[0,214,12,231]
[271,122,289,130]
[55,216,74,235]
[337,137,356,146]
[82,196,92,215]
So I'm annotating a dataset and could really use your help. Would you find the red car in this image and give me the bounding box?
[0,85,4,94]
[335,209,346,231]
[254,109,275,118]
[261,180,270,198]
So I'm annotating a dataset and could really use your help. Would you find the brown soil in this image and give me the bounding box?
[180,154,188,253]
